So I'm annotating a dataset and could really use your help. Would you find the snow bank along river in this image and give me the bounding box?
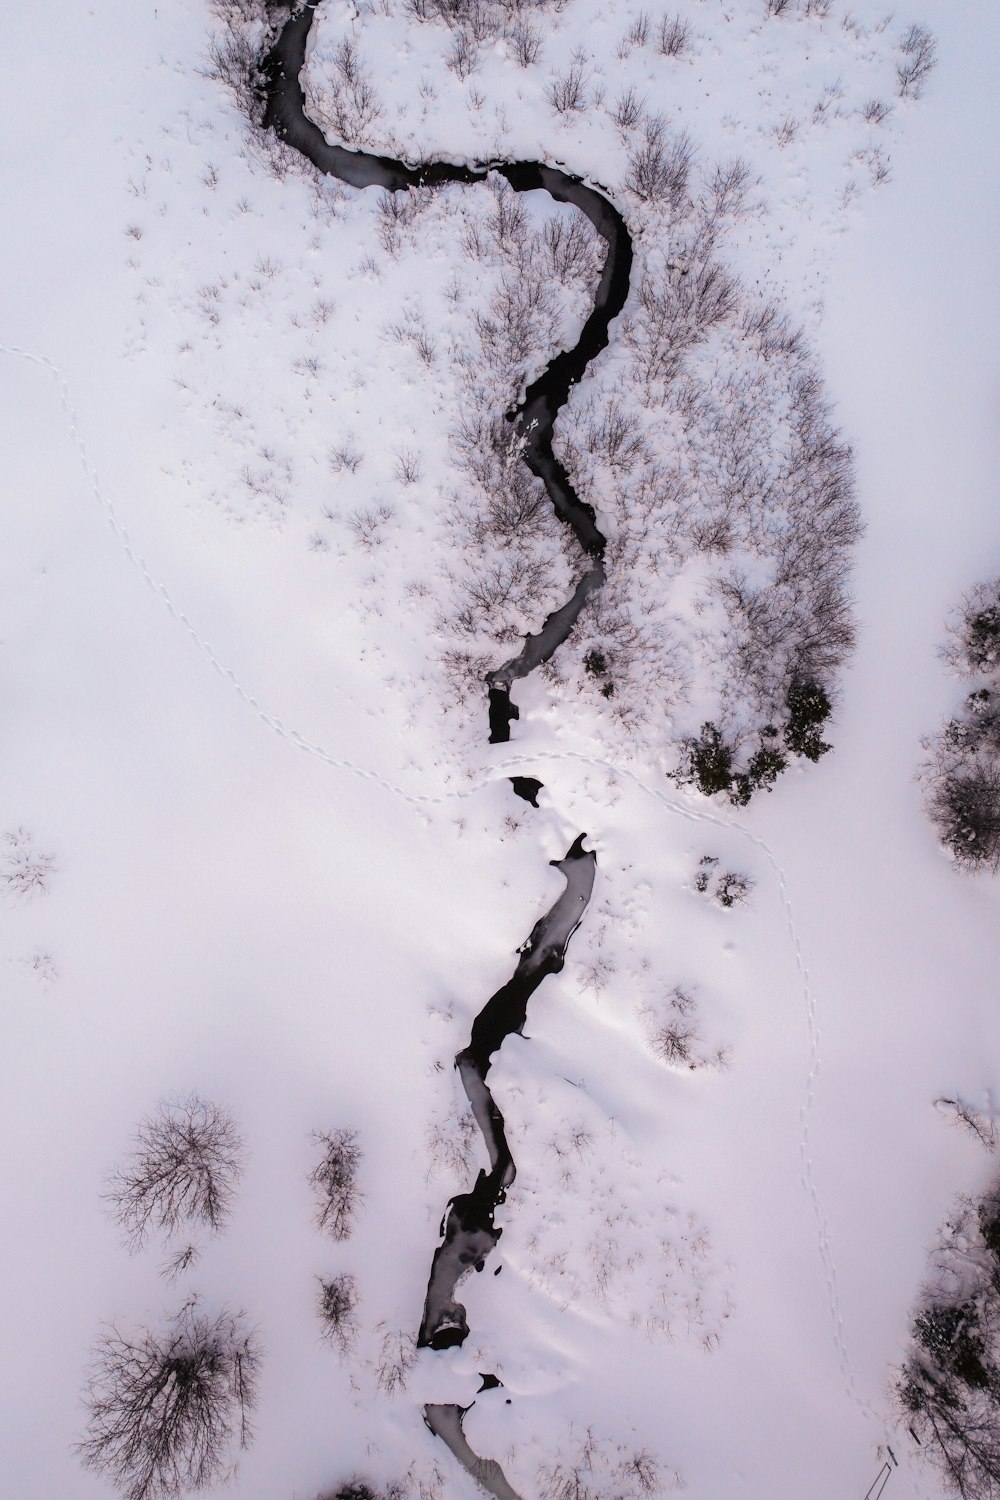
[262,2,633,1484]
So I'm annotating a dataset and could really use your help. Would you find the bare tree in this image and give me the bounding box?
[897,23,937,99]
[309,1128,363,1240]
[105,1095,244,1251]
[77,1297,261,1500]
[316,1273,359,1356]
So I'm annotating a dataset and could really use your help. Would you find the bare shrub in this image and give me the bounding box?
[316,1273,359,1355]
[610,84,645,133]
[160,1245,201,1284]
[309,1128,363,1240]
[348,504,395,550]
[546,60,589,115]
[772,114,799,147]
[936,1098,998,1153]
[624,119,695,205]
[862,97,890,124]
[77,1297,260,1500]
[708,156,751,218]
[203,11,265,126]
[508,17,541,67]
[445,28,480,80]
[329,443,363,474]
[765,0,795,15]
[105,1095,244,1251]
[626,12,650,47]
[393,448,423,486]
[715,872,752,908]
[2,827,56,899]
[325,35,384,143]
[542,212,602,282]
[374,1324,415,1396]
[657,15,691,57]
[897,23,937,99]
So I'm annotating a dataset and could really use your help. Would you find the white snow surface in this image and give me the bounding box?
[1,2,998,1498]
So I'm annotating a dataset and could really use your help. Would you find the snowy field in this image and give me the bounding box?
[1,2,998,1498]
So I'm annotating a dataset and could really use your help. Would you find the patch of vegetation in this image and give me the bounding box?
[921,577,1000,874]
[897,1178,1000,1497]
[673,680,830,803]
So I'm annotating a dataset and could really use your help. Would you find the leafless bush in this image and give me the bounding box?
[546,60,589,114]
[309,1129,363,1241]
[765,0,795,14]
[203,13,265,126]
[348,504,395,550]
[160,1245,201,1284]
[936,1098,998,1153]
[772,114,799,147]
[508,17,541,66]
[862,97,891,124]
[624,118,694,205]
[626,11,650,47]
[324,35,384,144]
[708,156,751,218]
[610,84,645,132]
[375,187,431,256]
[393,448,423,486]
[77,1298,260,1500]
[538,1427,679,1500]
[105,1095,244,1251]
[329,443,363,474]
[316,1273,359,1355]
[897,23,937,99]
[487,178,528,251]
[657,14,691,57]
[542,212,601,282]
[2,827,56,899]
[374,1325,416,1397]
[445,27,480,79]
[582,398,646,470]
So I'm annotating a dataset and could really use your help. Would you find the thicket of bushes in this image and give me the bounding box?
[898,1179,1000,1498]
[920,578,1000,874]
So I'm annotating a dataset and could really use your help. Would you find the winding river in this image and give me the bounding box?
[260,3,634,1487]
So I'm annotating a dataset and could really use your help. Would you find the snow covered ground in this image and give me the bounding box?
[1,2,998,1498]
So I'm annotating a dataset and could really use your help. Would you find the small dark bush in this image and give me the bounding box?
[784,679,832,762]
[679,723,734,797]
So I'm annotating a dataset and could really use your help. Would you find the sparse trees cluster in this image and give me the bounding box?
[920,578,1000,874]
[897,1181,1000,1498]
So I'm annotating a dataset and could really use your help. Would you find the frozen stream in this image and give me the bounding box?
[260,1,633,1485]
